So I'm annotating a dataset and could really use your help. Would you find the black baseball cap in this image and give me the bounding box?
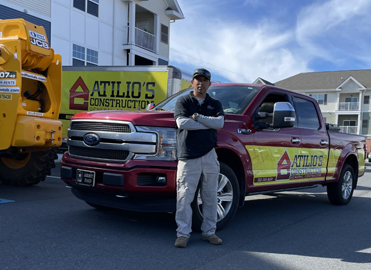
[192,68,211,80]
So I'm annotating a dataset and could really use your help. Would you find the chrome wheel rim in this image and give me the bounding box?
[341,170,353,200]
[197,173,234,222]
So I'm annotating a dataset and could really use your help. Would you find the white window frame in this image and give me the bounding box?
[87,48,98,66]
[161,24,169,44]
[73,44,98,66]
[87,0,99,17]
[345,97,358,103]
[343,120,357,126]
[73,0,99,17]
[364,95,370,104]
[311,94,326,105]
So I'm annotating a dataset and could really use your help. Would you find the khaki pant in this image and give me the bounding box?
[175,148,220,238]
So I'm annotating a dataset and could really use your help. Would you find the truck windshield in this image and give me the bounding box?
[154,85,261,114]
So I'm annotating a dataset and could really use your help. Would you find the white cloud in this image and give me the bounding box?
[171,0,371,83]
[296,0,371,63]
[170,0,310,83]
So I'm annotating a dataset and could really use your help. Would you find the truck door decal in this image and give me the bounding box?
[277,151,291,180]
[246,146,329,185]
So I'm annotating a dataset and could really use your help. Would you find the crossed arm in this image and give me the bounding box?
[176,114,224,130]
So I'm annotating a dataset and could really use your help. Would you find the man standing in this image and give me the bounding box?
[173,68,225,248]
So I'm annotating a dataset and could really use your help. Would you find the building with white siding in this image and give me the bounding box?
[269,70,371,151]
[0,0,184,66]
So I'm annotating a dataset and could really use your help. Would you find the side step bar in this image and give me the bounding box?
[246,184,318,197]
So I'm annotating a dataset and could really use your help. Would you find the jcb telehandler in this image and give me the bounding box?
[0,19,62,186]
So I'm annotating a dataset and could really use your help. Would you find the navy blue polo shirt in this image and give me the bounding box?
[174,91,224,160]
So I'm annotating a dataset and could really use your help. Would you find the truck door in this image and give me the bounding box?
[291,96,329,182]
[247,92,303,187]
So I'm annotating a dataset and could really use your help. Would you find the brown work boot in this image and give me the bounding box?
[201,234,222,245]
[174,236,189,248]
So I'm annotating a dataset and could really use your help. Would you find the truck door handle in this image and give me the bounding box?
[237,128,251,134]
[291,138,301,144]
[320,140,328,146]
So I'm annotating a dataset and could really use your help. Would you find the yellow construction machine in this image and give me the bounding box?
[0,19,62,186]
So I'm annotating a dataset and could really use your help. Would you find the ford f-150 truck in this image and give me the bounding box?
[61,83,367,229]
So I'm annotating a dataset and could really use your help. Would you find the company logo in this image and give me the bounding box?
[29,30,49,49]
[277,151,291,180]
[70,77,90,110]
[276,151,324,181]
[83,133,100,146]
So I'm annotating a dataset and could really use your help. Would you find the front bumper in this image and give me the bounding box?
[61,153,178,212]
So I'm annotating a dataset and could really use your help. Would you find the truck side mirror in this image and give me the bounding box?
[146,102,155,111]
[272,102,296,128]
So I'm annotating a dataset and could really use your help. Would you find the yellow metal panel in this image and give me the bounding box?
[0,39,22,150]
[0,19,62,150]
[12,115,62,147]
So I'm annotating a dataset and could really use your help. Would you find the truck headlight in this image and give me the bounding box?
[134,126,177,161]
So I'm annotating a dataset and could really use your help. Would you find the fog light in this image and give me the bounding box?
[156,176,166,184]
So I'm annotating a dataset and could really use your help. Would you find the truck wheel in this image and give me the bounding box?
[0,149,57,186]
[327,164,355,205]
[191,162,240,231]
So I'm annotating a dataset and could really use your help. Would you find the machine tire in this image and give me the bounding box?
[327,164,355,205]
[191,162,240,231]
[0,148,57,186]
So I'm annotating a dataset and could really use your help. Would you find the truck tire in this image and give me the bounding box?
[327,164,355,205]
[0,148,57,186]
[191,162,240,231]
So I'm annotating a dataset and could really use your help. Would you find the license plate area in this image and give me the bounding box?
[76,169,96,187]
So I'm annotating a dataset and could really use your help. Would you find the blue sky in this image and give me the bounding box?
[169,0,371,83]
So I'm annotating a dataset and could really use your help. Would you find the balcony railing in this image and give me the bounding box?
[135,27,155,52]
[338,102,359,111]
[339,126,358,134]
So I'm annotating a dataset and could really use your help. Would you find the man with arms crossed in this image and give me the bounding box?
[174,68,224,248]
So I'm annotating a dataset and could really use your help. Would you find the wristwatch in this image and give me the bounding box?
[193,113,199,121]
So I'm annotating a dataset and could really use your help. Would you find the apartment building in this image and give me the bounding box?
[0,0,184,66]
[270,70,371,149]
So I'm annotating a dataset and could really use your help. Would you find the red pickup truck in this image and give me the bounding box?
[61,83,367,229]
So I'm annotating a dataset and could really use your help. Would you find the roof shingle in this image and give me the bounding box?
[274,69,371,90]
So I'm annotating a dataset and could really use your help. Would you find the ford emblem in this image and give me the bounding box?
[83,133,100,146]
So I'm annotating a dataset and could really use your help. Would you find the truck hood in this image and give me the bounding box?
[71,110,177,128]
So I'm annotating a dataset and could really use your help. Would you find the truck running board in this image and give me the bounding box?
[247,184,318,196]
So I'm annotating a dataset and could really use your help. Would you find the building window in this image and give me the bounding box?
[365,96,370,104]
[73,44,98,66]
[72,44,85,66]
[87,48,98,66]
[88,0,99,17]
[73,0,85,11]
[161,24,168,44]
[345,97,358,103]
[362,119,368,129]
[343,120,357,126]
[73,0,99,17]
[310,94,327,105]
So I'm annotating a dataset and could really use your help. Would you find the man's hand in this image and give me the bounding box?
[191,113,200,121]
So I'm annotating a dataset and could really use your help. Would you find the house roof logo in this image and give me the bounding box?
[69,76,89,110]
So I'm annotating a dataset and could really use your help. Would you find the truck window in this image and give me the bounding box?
[254,93,288,128]
[293,96,320,130]
[154,85,261,114]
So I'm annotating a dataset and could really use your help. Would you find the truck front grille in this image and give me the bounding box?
[71,121,131,133]
[69,146,130,160]
[67,120,157,163]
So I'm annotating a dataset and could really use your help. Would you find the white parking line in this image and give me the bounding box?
[0,198,15,204]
